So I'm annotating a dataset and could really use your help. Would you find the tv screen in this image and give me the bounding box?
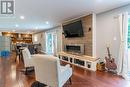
[63,20,84,38]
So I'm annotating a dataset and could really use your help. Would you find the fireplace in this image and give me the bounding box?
[65,44,84,55]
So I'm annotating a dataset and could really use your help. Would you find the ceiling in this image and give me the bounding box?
[0,0,130,33]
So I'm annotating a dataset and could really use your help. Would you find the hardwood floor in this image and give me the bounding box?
[0,53,130,87]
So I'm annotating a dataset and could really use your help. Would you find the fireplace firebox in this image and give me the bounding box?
[65,44,84,55]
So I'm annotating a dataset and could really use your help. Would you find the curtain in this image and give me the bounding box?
[117,12,129,79]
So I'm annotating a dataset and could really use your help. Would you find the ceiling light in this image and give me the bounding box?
[35,27,38,29]
[15,24,19,27]
[20,16,25,19]
[45,21,49,24]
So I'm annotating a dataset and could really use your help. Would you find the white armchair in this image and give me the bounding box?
[32,55,72,87]
[22,48,34,74]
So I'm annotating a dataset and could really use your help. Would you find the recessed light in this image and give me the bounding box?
[15,24,19,27]
[45,21,49,24]
[35,27,38,29]
[20,16,25,19]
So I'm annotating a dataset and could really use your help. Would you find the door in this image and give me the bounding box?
[46,32,57,55]
[127,17,130,79]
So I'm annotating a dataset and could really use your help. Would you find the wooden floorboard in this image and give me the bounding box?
[0,53,130,87]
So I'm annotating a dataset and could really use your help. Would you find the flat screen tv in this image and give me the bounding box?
[63,20,84,38]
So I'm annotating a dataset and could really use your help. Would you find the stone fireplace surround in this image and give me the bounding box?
[62,14,93,56]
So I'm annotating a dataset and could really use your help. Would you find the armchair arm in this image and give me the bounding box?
[64,64,70,68]
[60,64,71,73]
[31,54,45,58]
[59,64,72,86]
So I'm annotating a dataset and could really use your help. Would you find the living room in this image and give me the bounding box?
[0,0,130,87]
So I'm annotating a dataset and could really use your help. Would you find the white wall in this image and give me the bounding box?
[54,27,62,53]
[92,13,97,57]
[32,32,46,52]
[32,26,62,54]
[0,32,2,36]
[96,4,130,61]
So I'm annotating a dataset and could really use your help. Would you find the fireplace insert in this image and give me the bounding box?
[65,44,84,55]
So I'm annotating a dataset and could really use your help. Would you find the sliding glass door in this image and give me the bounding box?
[127,17,130,79]
[46,32,57,55]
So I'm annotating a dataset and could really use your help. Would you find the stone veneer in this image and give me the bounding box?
[62,14,92,56]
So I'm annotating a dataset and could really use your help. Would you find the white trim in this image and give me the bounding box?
[92,13,97,57]
[60,25,63,52]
